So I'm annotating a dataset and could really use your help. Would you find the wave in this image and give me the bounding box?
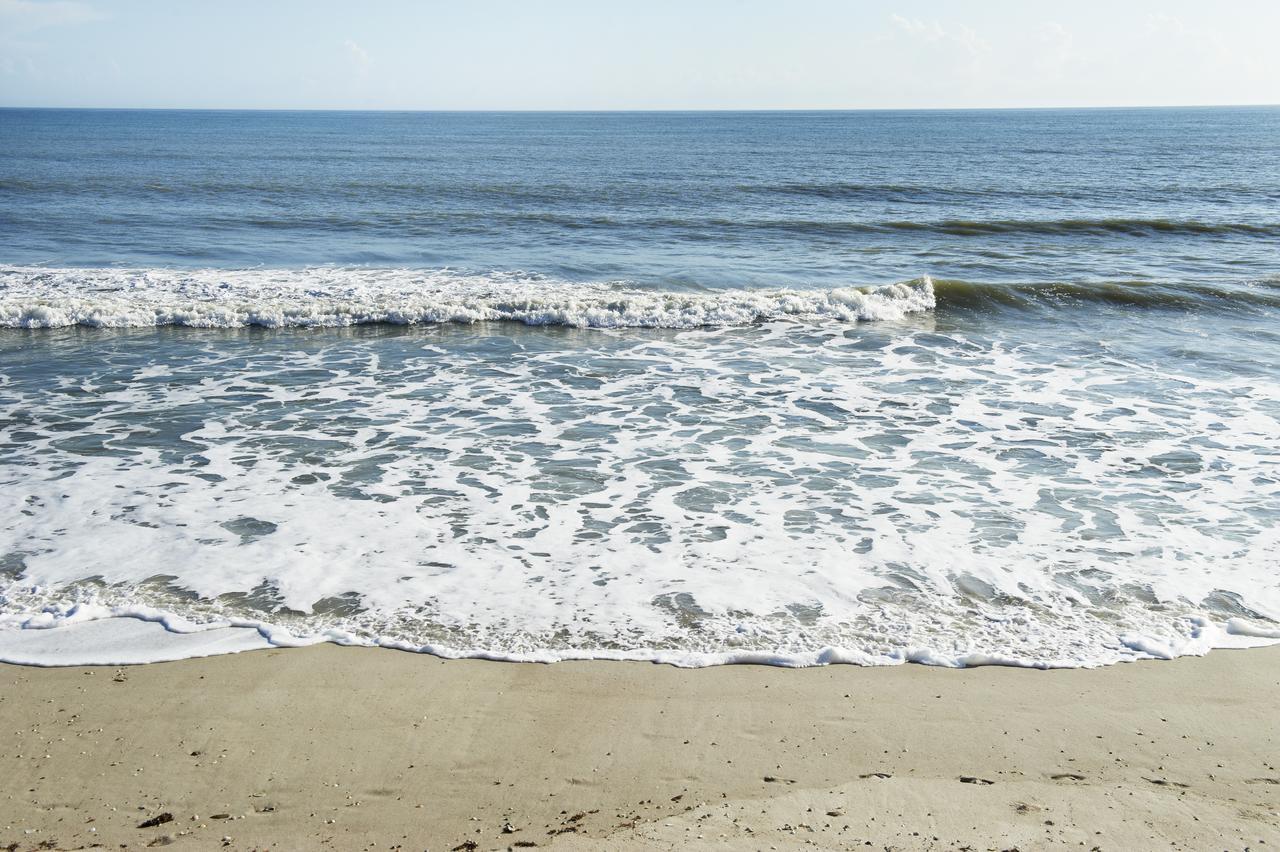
[881,217,1280,237]
[739,181,1280,204]
[931,277,1280,311]
[489,214,1280,239]
[2,268,1276,331]
[720,217,1280,238]
[295,214,1280,239]
[14,205,1272,240]
[0,267,935,330]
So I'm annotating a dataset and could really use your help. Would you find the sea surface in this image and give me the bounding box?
[2,107,1279,666]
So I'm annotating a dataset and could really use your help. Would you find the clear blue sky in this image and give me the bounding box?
[2,0,1277,110]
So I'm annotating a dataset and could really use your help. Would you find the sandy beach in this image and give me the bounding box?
[1,646,1277,851]
[6,5,1280,850]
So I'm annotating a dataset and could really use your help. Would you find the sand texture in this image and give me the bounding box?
[2,645,1279,851]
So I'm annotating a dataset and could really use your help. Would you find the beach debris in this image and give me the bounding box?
[501,822,516,833]
[762,775,795,784]
[451,842,478,851]
[859,772,891,779]
[512,843,538,849]
[959,776,995,785]
[1143,777,1190,788]
[138,813,174,829]
[210,813,231,820]
[547,809,596,836]
[1050,773,1086,781]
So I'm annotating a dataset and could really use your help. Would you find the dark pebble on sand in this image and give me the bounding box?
[138,813,174,829]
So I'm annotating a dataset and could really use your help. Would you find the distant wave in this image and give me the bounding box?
[738,181,1280,205]
[506,214,1280,239]
[710,216,1280,238]
[879,218,1280,237]
[0,267,935,330]
[560,214,1280,238]
[14,205,1270,240]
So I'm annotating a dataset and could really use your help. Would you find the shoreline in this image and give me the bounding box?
[3,644,1278,850]
[3,612,1278,669]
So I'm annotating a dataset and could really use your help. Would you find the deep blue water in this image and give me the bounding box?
[3,107,1279,287]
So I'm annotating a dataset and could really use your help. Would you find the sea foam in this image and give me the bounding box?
[2,313,1278,669]
[0,267,935,329]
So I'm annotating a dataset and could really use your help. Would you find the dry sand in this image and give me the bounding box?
[2,644,1278,851]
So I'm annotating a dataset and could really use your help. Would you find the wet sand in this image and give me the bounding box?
[2,644,1278,851]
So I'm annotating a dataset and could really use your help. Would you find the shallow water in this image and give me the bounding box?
[2,108,1278,666]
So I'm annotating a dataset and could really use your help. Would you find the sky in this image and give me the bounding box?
[1,0,1278,110]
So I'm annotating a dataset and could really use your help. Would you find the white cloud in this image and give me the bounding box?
[1145,13,1189,36]
[344,39,371,75]
[0,0,102,34]
[1034,21,1075,78]
[890,14,987,56]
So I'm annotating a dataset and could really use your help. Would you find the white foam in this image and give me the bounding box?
[0,612,272,666]
[3,611,1276,669]
[1226,617,1280,640]
[0,267,935,329]
[2,306,1279,669]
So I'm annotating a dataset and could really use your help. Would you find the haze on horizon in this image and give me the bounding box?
[1,0,1277,111]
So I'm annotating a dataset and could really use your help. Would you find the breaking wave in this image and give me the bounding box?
[0,267,934,329]
[2,267,1277,331]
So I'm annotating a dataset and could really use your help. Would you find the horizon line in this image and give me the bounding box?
[2,102,1278,114]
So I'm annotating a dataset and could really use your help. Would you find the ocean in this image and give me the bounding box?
[1,107,1278,667]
